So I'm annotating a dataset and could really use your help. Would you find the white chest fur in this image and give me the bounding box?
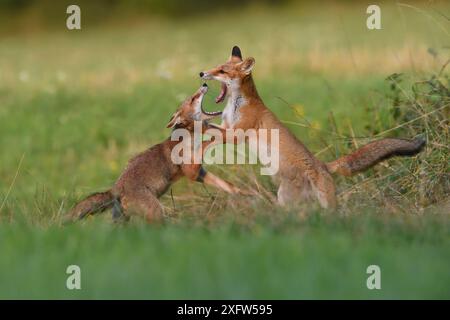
[221,95,246,128]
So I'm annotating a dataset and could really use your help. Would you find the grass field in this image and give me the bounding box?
[0,1,449,299]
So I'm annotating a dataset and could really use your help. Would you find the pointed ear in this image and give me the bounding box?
[166,110,181,128]
[231,46,242,59]
[240,57,255,75]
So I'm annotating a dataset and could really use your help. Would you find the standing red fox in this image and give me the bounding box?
[200,46,425,209]
[67,84,249,223]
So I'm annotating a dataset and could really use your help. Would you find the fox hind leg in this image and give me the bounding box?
[309,171,337,209]
[277,172,336,209]
[122,190,164,223]
[277,180,308,207]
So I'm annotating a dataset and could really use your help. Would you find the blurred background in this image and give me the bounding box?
[0,0,448,299]
[0,0,448,203]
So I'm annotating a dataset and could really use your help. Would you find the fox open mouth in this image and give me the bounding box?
[215,83,227,104]
[201,103,222,117]
[200,84,222,118]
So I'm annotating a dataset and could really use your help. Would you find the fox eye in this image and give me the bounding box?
[219,69,226,74]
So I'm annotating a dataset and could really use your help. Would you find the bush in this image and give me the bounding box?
[343,63,449,211]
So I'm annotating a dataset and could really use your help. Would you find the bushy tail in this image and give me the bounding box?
[326,138,426,176]
[66,190,115,222]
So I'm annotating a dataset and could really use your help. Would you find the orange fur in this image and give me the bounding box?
[201,46,425,209]
[67,85,250,223]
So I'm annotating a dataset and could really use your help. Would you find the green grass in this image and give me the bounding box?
[1,212,449,299]
[0,2,449,299]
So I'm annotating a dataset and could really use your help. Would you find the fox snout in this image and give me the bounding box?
[192,83,208,98]
[199,71,212,80]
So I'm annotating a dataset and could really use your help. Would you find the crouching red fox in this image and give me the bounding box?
[66,84,251,223]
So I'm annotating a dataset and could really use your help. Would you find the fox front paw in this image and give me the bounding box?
[207,123,225,130]
[235,188,257,196]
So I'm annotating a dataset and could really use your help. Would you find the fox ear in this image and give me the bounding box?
[229,46,243,62]
[240,57,255,75]
[166,111,181,128]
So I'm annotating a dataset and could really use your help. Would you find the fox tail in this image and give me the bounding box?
[65,190,115,222]
[326,137,426,176]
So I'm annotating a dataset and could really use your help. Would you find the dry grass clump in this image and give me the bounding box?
[337,63,449,213]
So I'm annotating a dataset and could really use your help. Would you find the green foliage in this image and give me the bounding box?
[0,211,449,299]
[358,67,449,207]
